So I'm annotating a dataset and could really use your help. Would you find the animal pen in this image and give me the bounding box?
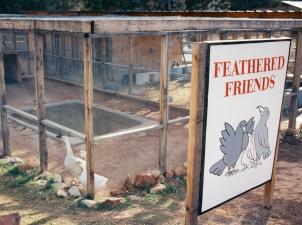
[0,12,302,201]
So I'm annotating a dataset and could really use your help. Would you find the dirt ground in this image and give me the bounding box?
[0,79,301,224]
[0,138,301,225]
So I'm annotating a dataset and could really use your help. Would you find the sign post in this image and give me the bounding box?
[185,38,291,224]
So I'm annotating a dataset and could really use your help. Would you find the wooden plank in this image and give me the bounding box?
[0,32,10,157]
[27,31,35,78]
[94,124,162,142]
[93,18,302,34]
[159,35,169,174]
[41,119,86,139]
[185,42,207,225]
[263,134,280,208]
[288,31,302,131]
[83,34,95,199]
[100,38,107,88]
[34,32,48,172]
[4,105,37,122]
[128,36,134,95]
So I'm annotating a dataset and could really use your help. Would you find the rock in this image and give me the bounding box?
[175,166,186,177]
[78,184,87,196]
[68,186,81,197]
[149,169,161,178]
[53,173,63,183]
[183,162,188,169]
[82,199,96,208]
[165,169,174,178]
[99,197,124,208]
[51,183,68,192]
[4,157,24,165]
[18,163,33,173]
[37,171,53,181]
[157,175,165,184]
[110,188,127,197]
[123,176,133,190]
[133,172,156,188]
[128,195,143,202]
[0,213,21,225]
[150,183,166,193]
[36,180,48,188]
[56,190,67,198]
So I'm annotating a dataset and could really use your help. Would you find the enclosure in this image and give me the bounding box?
[0,11,302,198]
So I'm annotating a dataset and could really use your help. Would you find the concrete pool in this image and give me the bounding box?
[9,100,155,138]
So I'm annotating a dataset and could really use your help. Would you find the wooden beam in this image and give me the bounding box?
[288,31,302,131]
[100,38,107,87]
[34,32,48,172]
[83,33,95,199]
[185,42,207,225]
[263,134,280,208]
[128,36,134,95]
[159,35,169,174]
[0,32,10,157]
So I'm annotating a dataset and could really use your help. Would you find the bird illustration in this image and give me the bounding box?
[240,117,257,169]
[209,120,247,176]
[254,106,271,160]
[62,136,86,176]
[79,163,108,193]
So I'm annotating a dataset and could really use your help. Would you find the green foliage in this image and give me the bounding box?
[0,0,281,13]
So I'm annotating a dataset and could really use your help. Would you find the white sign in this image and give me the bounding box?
[199,39,291,214]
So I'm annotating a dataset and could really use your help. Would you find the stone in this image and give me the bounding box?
[68,186,81,197]
[36,180,48,188]
[0,213,21,225]
[165,169,174,178]
[183,162,188,169]
[175,166,186,177]
[51,183,68,192]
[157,175,165,184]
[150,183,166,193]
[133,172,156,188]
[127,195,143,202]
[149,169,161,178]
[123,176,132,190]
[53,173,63,183]
[110,188,127,197]
[18,163,33,173]
[99,197,124,208]
[82,199,96,208]
[78,184,87,196]
[56,190,67,198]
[37,171,53,181]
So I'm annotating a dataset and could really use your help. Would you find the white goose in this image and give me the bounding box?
[79,163,108,193]
[62,136,86,176]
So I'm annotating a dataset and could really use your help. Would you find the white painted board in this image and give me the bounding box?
[199,38,291,214]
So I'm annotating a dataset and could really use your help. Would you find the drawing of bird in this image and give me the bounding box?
[62,136,86,176]
[209,120,247,176]
[240,117,257,169]
[255,106,271,160]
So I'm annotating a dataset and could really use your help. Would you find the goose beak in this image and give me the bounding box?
[257,106,264,116]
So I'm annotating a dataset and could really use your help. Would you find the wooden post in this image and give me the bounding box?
[27,31,35,77]
[101,38,107,88]
[83,33,95,199]
[159,35,169,174]
[288,31,302,131]
[0,32,10,157]
[263,134,280,208]
[128,36,134,95]
[185,42,207,225]
[34,32,48,172]
[65,33,73,73]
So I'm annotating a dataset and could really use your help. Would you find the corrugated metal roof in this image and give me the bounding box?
[283,1,302,10]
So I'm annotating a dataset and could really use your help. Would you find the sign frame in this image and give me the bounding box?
[185,38,291,217]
